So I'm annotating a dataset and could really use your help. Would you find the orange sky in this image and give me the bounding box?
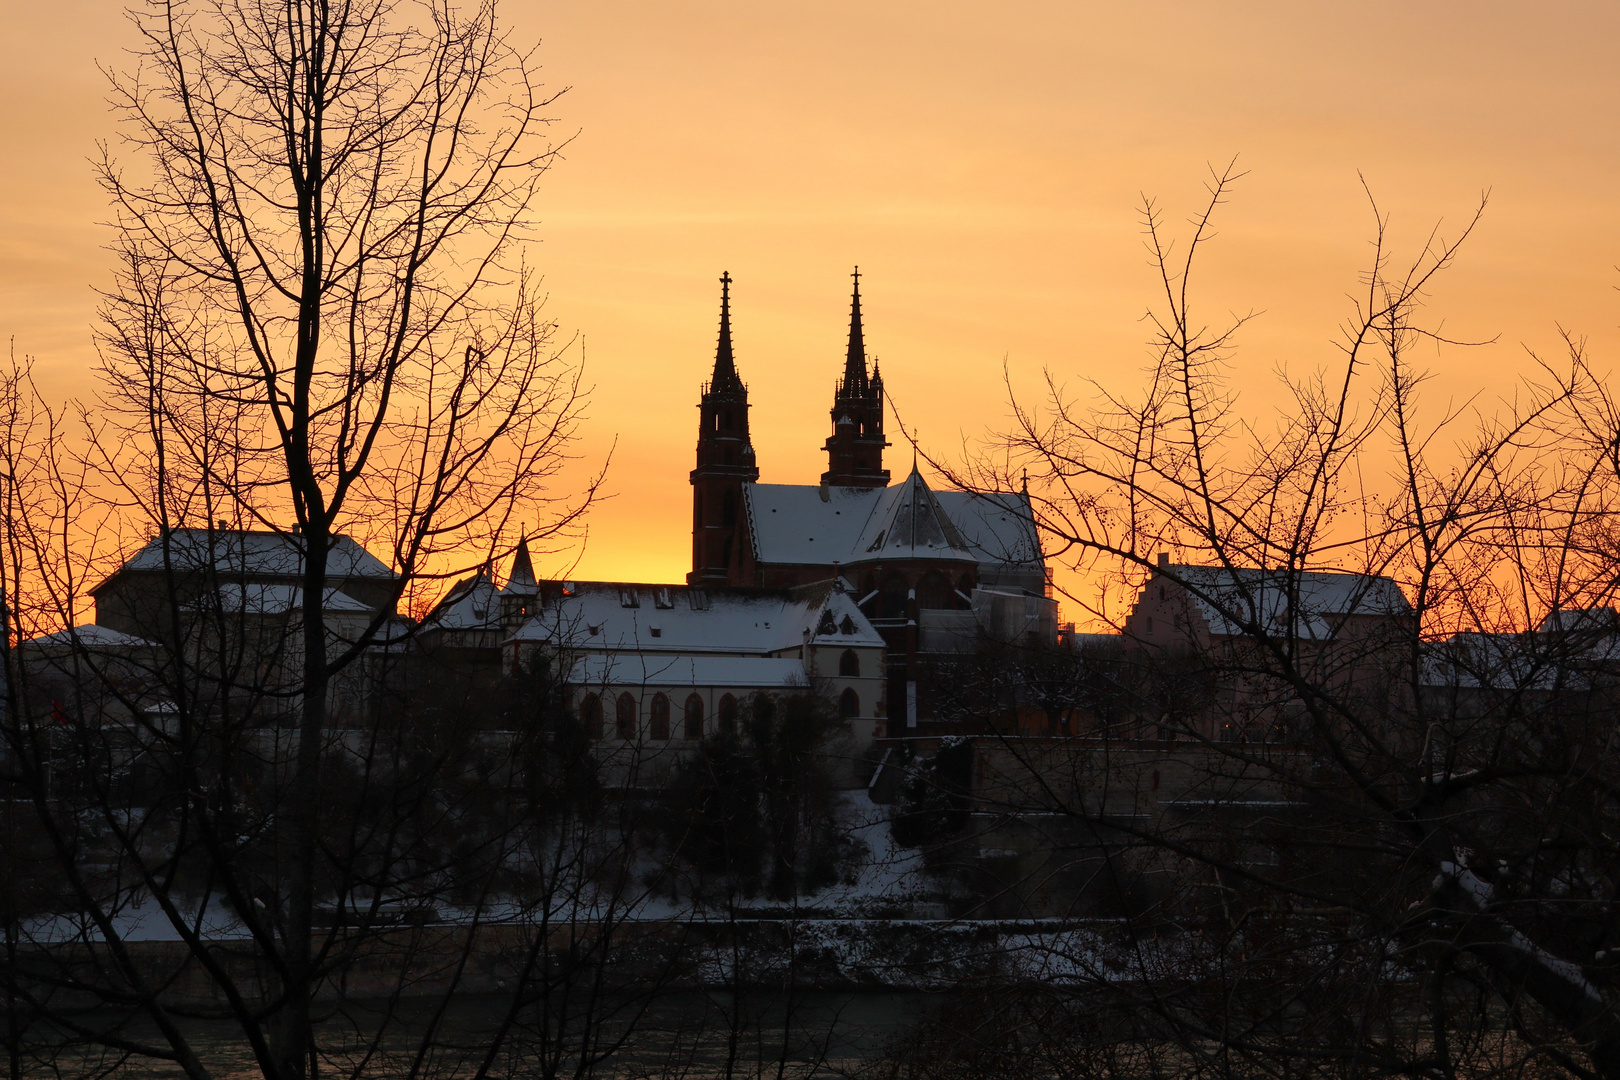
[4,1,1619,608]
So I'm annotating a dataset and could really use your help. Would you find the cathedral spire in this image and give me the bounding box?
[711,271,742,392]
[844,266,867,392]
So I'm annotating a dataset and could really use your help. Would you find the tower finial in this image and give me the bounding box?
[844,266,867,392]
[712,271,741,390]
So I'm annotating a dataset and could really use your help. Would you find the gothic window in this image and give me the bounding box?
[717,694,738,734]
[649,694,671,740]
[839,649,860,677]
[880,573,909,619]
[839,688,860,719]
[916,571,951,611]
[753,694,776,726]
[579,694,602,740]
[683,694,704,739]
[616,693,637,740]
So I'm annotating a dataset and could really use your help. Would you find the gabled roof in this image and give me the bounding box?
[744,484,879,566]
[183,583,375,616]
[1163,564,1412,639]
[98,529,394,593]
[423,573,502,631]
[24,624,159,650]
[740,473,1041,572]
[846,465,975,565]
[507,580,885,655]
[935,490,1043,568]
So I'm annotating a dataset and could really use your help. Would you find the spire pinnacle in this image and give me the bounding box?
[843,266,867,392]
[711,271,742,391]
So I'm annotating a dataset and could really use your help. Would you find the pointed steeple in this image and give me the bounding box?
[844,266,867,391]
[503,534,537,595]
[711,271,742,392]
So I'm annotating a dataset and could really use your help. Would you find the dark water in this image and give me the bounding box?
[25,991,934,1079]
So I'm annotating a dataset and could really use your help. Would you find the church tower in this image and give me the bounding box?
[689,272,758,584]
[821,268,890,488]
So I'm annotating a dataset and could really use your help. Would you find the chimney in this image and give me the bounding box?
[1157,552,1170,569]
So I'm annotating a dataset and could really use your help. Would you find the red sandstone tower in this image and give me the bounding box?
[688,272,758,585]
[821,268,890,489]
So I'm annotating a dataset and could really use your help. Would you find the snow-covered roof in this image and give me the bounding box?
[935,490,1043,568]
[744,484,880,565]
[24,624,158,649]
[741,473,1041,572]
[508,581,885,654]
[1164,564,1411,639]
[183,583,375,616]
[1538,607,1620,635]
[569,655,810,691]
[423,573,502,631]
[101,529,394,589]
[846,466,975,565]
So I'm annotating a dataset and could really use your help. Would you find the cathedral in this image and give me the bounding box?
[687,270,1052,729]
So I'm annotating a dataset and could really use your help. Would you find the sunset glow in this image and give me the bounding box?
[4,0,1618,597]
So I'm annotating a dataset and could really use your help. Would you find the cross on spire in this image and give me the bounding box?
[844,265,867,392]
[711,270,742,391]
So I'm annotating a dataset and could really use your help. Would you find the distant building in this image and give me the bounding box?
[684,270,1053,732]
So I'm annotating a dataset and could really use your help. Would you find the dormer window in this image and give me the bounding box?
[619,589,639,608]
[654,588,674,609]
[588,624,601,636]
[688,589,709,611]
[817,611,838,636]
[840,615,857,635]
[649,626,662,638]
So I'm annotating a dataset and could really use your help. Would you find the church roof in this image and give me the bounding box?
[507,581,885,654]
[847,465,974,565]
[741,474,1042,571]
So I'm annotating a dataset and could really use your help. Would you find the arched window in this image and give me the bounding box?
[916,571,952,611]
[839,687,860,719]
[880,573,909,619]
[579,694,602,740]
[839,649,860,677]
[616,693,637,740]
[753,694,776,725]
[683,694,704,739]
[649,694,671,740]
[717,694,738,734]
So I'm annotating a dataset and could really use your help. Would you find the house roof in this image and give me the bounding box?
[423,573,503,631]
[1163,564,1412,639]
[569,654,810,691]
[507,580,885,655]
[183,583,375,616]
[741,472,1041,572]
[24,624,159,650]
[97,529,394,593]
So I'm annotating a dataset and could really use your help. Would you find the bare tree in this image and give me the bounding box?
[938,165,1620,1079]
